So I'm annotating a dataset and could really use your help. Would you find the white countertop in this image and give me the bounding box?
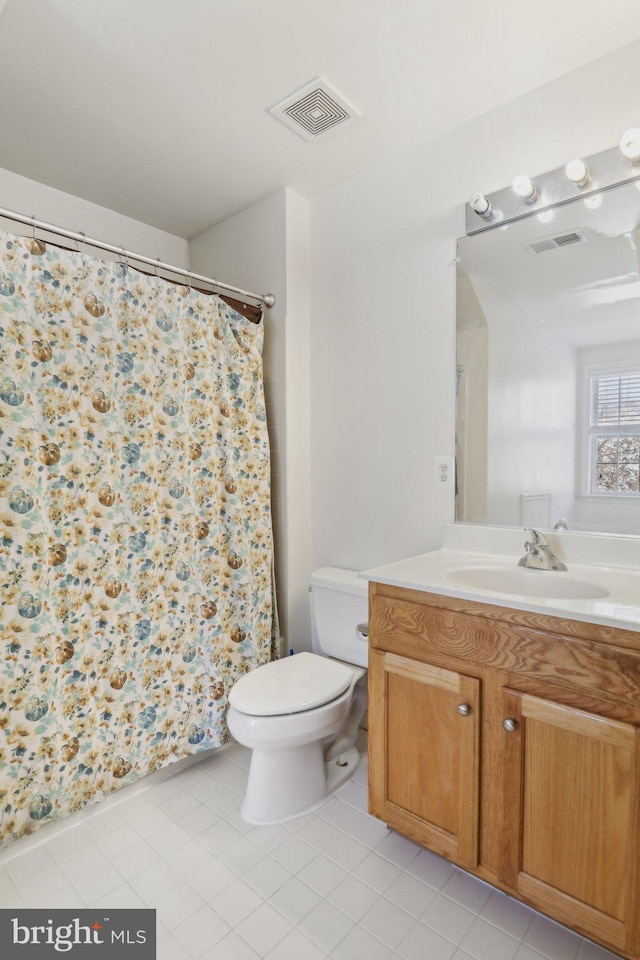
[360,524,640,633]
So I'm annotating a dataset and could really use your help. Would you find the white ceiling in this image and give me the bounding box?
[2,1,640,239]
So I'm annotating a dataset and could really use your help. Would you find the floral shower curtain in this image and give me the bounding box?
[0,230,275,847]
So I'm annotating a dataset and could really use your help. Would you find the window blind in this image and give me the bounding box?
[591,372,640,426]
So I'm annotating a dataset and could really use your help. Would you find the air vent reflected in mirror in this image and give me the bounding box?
[523,230,587,256]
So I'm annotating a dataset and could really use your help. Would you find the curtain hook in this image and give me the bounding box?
[31,214,37,240]
[119,245,129,269]
[186,270,192,291]
[74,231,87,262]
[154,257,161,278]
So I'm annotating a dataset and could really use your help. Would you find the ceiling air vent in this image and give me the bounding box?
[523,230,587,256]
[270,78,360,142]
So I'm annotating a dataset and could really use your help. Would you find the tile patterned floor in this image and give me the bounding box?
[0,737,622,960]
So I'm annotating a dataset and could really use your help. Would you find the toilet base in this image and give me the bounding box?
[240,744,361,826]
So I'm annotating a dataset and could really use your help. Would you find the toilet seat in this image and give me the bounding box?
[229,652,355,717]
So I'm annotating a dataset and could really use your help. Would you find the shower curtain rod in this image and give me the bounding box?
[0,205,276,308]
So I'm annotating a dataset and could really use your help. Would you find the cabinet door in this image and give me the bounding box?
[369,650,480,868]
[501,689,640,955]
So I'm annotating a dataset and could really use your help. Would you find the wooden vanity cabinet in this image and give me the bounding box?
[368,580,640,959]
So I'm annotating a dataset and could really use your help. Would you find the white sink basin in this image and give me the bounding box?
[361,528,640,632]
[446,565,609,600]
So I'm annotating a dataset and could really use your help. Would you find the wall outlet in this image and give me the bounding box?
[433,456,455,490]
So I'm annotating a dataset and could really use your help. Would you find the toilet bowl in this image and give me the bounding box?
[227,567,368,825]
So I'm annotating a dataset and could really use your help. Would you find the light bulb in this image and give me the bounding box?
[469,193,494,219]
[584,194,602,210]
[565,159,590,186]
[620,128,640,162]
[512,175,537,202]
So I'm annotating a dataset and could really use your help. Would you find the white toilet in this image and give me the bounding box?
[227,567,368,825]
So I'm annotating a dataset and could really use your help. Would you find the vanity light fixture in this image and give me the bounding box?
[512,175,537,202]
[468,193,494,220]
[565,159,590,186]
[465,128,640,235]
[619,128,640,163]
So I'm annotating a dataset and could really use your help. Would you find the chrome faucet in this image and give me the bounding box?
[518,529,567,571]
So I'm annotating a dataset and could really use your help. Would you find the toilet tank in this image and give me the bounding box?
[310,567,369,668]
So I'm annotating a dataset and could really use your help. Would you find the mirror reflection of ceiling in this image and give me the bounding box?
[459,183,640,349]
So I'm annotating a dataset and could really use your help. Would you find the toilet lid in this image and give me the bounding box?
[229,652,354,717]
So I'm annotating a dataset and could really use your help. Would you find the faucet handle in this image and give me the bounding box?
[525,528,547,547]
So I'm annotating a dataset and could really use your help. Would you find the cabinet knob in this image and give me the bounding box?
[503,717,518,733]
[457,703,471,717]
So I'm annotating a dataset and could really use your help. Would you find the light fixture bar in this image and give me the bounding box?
[465,140,640,235]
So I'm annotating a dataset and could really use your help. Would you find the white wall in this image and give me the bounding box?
[310,40,640,571]
[190,189,312,651]
[283,191,311,650]
[0,166,188,264]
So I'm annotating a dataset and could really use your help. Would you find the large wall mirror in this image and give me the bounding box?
[456,178,640,536]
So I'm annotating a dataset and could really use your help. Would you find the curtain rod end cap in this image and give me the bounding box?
[262,294,276,309]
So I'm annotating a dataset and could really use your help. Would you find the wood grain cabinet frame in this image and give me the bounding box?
[367,580,640,959]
